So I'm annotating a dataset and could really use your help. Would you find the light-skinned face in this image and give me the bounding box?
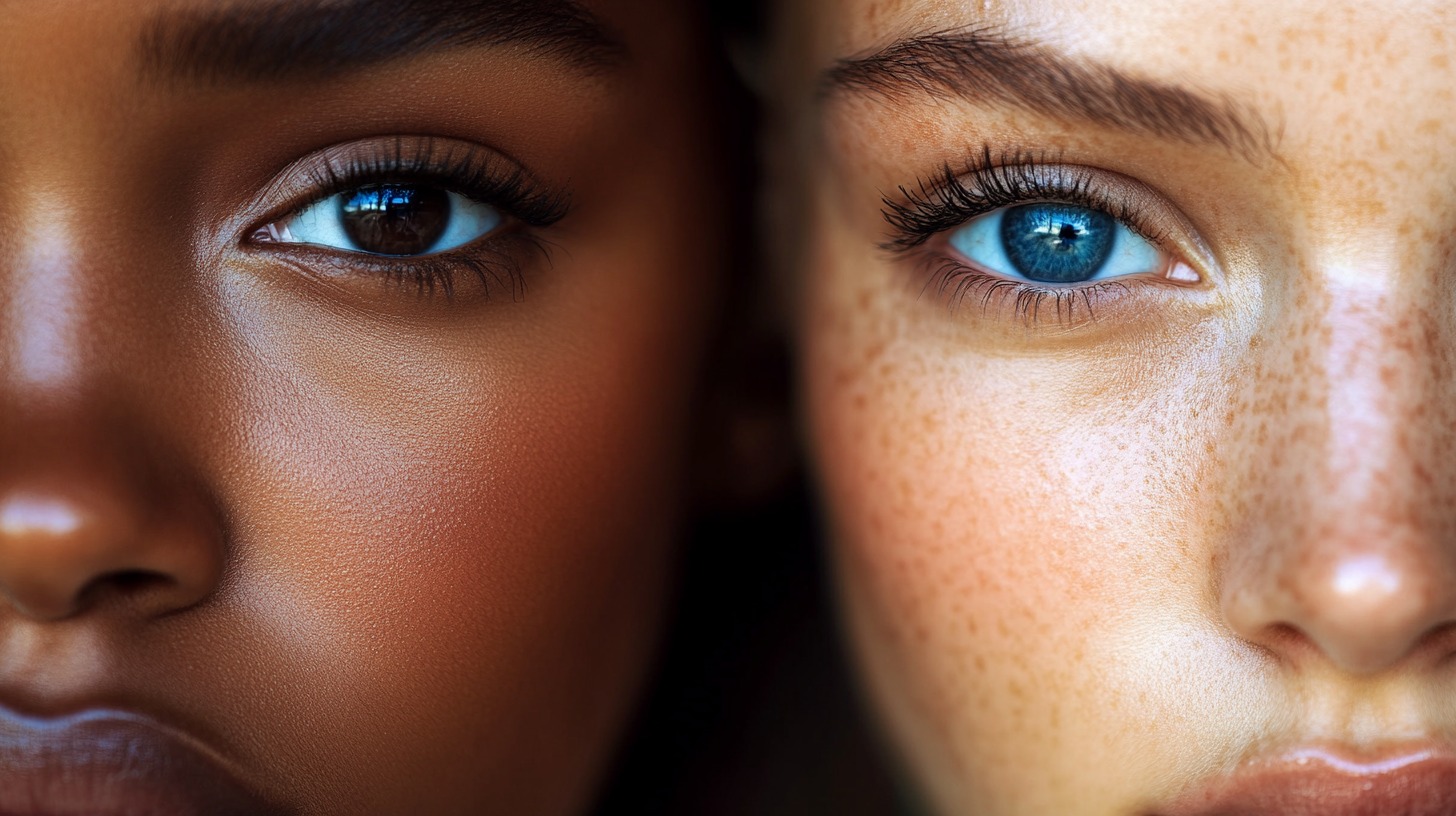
[777,1,1456,813]
[0,0,727,812]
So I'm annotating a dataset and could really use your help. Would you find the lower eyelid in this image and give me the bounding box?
[918,258,1149,330]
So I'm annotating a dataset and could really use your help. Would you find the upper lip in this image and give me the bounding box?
[1157,745,1456,816]
[0,705,289,815]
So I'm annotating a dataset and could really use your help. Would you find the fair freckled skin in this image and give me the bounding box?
[777,0,1456,813]
[0,0,725,813]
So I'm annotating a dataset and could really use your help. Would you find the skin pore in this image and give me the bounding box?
[0,0,726,812]
[776,0,1456,814]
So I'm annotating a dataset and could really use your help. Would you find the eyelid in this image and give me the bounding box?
[237,135,567,247]
[226,135,566,302]
[884,157,1223,286]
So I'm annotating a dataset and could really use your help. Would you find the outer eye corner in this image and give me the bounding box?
[1166,260,1203,284]
[249,221,291,245]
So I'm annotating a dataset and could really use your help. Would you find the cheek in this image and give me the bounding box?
[803,237,1275,813]
[170,270,697,812]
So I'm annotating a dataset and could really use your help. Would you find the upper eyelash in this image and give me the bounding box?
[290,136,569,229]
[880,145,1166,253]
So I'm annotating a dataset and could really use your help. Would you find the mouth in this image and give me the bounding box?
[1157,746,1456,816]
[0,706,289,816]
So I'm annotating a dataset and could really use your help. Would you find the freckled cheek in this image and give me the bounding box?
[805,254,1245,809]
[811,352,1099,705]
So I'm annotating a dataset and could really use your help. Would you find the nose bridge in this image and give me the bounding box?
[1221,270,1456,674]
[1,220,89,396]
[1312,276,1436,537]
[0,212,225,624]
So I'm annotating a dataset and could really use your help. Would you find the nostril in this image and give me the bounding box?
[76,569,176,612]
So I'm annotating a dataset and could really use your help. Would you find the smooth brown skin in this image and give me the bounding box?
[0,0,726,812]
[775,1,1456,814]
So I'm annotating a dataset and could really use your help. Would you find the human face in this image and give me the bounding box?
[782,0,1456,813]
[0,0,724,812]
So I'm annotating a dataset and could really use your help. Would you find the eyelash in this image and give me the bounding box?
[882,147,1176,325]
[249,137,568,300]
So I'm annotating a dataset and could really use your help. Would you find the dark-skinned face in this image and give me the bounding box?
[0,0,725,812]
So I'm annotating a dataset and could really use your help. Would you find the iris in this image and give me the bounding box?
[340,185,449,256]
[264,183,503,257]
[999,203,1114,283]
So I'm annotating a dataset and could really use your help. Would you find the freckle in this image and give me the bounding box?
[1331,73,1347,92]
[1217,50,1230,63]
[1434,54,1451,69]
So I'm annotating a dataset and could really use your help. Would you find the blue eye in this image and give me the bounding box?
[947,202,1163,284]
[260,184,503,256]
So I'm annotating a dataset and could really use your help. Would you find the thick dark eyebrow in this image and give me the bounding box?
[137,0,625,85]
[822,27,1277,160]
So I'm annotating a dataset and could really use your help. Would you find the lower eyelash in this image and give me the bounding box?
[282,230,555,302]
[919,256,1131,326]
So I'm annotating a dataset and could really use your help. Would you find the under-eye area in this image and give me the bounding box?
[882,148,1212,327]
[244,135,569,300]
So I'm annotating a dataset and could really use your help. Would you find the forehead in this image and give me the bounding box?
[806,0,1453,103]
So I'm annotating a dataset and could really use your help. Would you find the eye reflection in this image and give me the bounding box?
[948,202,1164,284]
[257,184,503,256]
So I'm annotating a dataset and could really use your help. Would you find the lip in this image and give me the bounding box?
[0,706,289,816]
[1157,746,1456,816]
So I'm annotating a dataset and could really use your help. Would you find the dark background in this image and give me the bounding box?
[591,482,905,816]
[590,3,909,812]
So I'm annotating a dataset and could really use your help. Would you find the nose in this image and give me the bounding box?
[0,466,223,622]
[1223,535,1456,674]
[0,229,224,623]
[1219,279,1456,675]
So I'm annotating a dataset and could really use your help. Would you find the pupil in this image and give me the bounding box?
[339,185,449,255]
[999,203,1115,283]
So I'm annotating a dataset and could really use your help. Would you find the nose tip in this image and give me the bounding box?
[0,486,222,622]
[1224,549,1456,675]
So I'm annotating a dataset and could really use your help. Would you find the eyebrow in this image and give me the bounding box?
[137,0,625,85]
[822,27,1277,160]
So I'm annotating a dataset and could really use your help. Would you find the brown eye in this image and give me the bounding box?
[256,184,504,256]
[340,185,448,255]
